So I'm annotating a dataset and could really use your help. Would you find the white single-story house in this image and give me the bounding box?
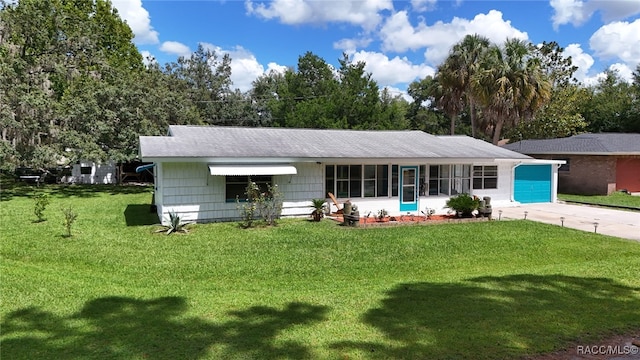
[139,126,563,223]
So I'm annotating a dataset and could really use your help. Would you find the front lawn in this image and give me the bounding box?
[2,184,640,359]
[559,192,640,209]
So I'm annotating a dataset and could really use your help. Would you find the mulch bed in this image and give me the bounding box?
[329,214,492,226]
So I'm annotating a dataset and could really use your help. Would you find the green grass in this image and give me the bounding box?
[2,182,640,359]
[559,192,640,209]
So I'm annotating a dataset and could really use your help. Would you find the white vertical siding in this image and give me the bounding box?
[160,162,218,223]
[470,162,515,206]
[155,160,520,224]
[153,162,164,222]
[157,161,324,223]
[277,162,324,217]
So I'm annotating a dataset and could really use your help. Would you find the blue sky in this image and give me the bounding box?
[112,0,640,95]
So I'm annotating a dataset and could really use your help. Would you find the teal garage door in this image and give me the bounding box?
[514,165,551,203]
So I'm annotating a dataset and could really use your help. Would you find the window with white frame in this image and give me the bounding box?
[472,165,498,189]
[226,175,272,202]
[325,165,335,197]
[391,165,398,197]
[326,164,485,198]
[364,165,376,197]
[326,164,389,198]
[428,165,471,196]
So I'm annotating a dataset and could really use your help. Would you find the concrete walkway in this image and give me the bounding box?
[495,202,640,241]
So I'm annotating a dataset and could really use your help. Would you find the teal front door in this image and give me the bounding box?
[400,166,418,212]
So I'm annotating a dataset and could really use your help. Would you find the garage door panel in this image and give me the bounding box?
[617,158,640,192]
[515,165,551,203]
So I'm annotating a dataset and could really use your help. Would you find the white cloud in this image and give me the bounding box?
[348,50,435,87]
[159,41,191,58]
[227,47,269,92]
[411,0,437,12]
[382,85,412,102]
[245,0,394,31]
[379,10,528,66]
[111,0,159,44]
[140,50,156,66]
[550,0,640,29]
[201,43,287,92]
[589,19,640,66]
[550,0,593,29]
[564,43,597,84]
[609,62,634,82]
[561,44,634,86]
[265,62,288,74]
[598,0,640,22]
[333,37,374,52]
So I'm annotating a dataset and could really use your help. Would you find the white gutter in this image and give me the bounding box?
[510,162,523,203]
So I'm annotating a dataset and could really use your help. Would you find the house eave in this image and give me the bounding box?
[141,156,529,164]
[516,152,640,156]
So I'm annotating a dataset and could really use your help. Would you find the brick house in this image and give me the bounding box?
[503,133,640,195]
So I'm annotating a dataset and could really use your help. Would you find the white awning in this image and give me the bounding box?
[208,164,297,176]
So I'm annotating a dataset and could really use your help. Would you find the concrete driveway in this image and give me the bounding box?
[495,203,640,241]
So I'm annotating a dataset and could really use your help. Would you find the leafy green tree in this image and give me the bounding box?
[138,63,201,129]
[533,41,578,87]
[282,52,339,128]
[332,53,381,129]
[164,44,235,125]
[252,51,407,131]
[506,84,588,140]
[0,0,58,168]
[56,67,198,163]
[250,69,287,127]
[626,65,640,132]
[33,193,50,222]
[377,88,410,130]
[407,76,453,134]
[0,0,144,168]
[507,43,586,140]
[583,69,633,133]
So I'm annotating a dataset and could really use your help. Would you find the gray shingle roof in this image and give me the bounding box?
[140,125,531,160]
[502,133,640,155]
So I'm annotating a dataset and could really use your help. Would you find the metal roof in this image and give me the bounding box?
[502,133,640,155]
[139,125,531,161]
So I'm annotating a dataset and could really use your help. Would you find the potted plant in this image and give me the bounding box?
[445,193,479,218]
[309,198,326,222]
[422,207,435,219]
[377,209,389,222]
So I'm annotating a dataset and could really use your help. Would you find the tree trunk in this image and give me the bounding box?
[492,118,504,145]
[450,112,457,135]
[470,100,477,138]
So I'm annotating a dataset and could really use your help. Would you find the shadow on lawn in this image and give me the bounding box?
[124,204,159,226]
[1,296,329,359]
[332,274,640,359]
[0,181,152,201]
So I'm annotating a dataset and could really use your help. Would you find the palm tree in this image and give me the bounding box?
[434,64,464,135]
[441,34,491,138]
[472,38,552,144]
